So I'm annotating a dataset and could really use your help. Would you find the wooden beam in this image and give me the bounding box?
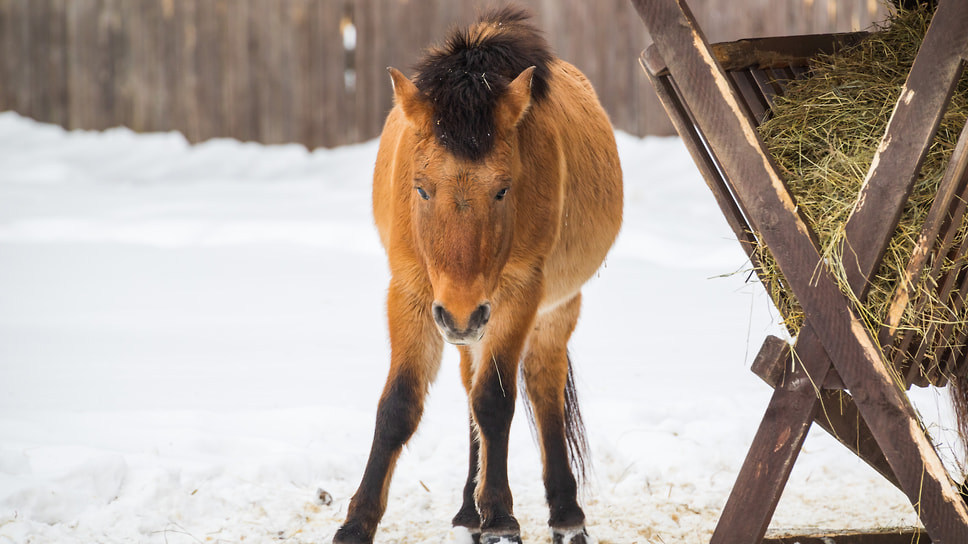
[751,335,900,491]
[711,331,831,543]
[763,529,928,544]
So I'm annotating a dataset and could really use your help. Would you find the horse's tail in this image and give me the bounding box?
[519,353,590,486]
[563,355,590,485]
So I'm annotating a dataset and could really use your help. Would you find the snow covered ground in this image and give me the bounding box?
[0,110,958,543]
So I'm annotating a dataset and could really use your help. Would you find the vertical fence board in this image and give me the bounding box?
[30,0,69,127]
[9,0,32,117]
[195,0,221,142]
[0,0,887,148]
[312,0,346,148]
[225,0,254,142]
[0,0,11,111]
[173,0,199,141]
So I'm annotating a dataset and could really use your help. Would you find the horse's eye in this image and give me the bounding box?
[416,187,430,200]
[494,187,509,201]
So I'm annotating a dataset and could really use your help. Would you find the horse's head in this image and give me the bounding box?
[388,66,535,345]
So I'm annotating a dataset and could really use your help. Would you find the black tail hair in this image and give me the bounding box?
[519,353,590,486]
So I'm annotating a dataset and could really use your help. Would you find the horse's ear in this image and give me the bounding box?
[388,67,431,127]
[496,66,536,131]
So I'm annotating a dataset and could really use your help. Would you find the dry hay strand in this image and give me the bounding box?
[755,4,968,387]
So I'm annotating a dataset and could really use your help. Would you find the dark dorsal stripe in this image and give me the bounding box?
[412,7,553,161]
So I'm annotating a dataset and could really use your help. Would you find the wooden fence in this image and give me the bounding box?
[0,0,885,149]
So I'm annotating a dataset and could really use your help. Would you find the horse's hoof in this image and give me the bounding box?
[480,532,523,544]
[452,526,482,544]
[332,522,372,544]
[552,526,591,544]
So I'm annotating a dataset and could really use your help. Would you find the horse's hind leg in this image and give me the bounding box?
[333,283,443,544]
[521,295,589,544]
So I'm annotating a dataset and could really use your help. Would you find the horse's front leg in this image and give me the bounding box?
[469,290,538,544]
[452,348,483,540]
[472,348,521,543]
[333,283,443,544]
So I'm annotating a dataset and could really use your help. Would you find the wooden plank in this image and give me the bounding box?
[9,0,32,118]
[750,335,790,388]
[32,0,69,127]
[267,0,293,144]
[172,0,199,141]
[134,0,175,133]
[631,0,968,541]
[108,0,133,129]
[748,68,780,114]
[762,530,928,544]
[350,0,379,144]
[641,33,866,76]
[642,66,763,273]
[124,0,148,131]
[66,0,97,130]
[247,0,292,145]
[25,0,44,121]
[97,0,122,130]
[0,0,13,112]
[221,0,253,142]
[752,337,897,489]
[644,63,801,312]
[813,385,899,491]
[306,0,349,149]
[195,0,222,142]
[287,0,311,148]
[728,70,768,124]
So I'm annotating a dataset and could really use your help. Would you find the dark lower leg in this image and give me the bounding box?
[452,413,482,531]
[539,418,585,529]
[472,363,519,536]
[334,376,424,544]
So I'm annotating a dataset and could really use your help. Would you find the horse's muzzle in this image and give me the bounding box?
[432,301,491,345]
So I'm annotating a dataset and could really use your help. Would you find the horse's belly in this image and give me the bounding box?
[539,217,621,313]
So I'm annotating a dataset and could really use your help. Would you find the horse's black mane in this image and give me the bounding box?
[412,6,553,161]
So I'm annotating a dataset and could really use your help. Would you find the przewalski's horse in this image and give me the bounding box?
[334,7,622,544]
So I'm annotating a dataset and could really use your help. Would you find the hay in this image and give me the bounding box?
[755,4,968,385]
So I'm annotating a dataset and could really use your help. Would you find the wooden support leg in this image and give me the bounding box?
[711,330,832,544]
[753,335,901,491]
[710,377,820,544]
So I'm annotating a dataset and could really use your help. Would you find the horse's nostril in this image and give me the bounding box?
[470,302,491,329]
[432,302,455,331]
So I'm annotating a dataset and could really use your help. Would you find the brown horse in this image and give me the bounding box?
[333,7,622,544]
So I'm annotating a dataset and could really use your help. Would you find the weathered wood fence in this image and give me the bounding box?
[0,0,884,149]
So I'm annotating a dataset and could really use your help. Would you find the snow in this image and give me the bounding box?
[0,110,958,543]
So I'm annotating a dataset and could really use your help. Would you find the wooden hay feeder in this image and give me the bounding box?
[631,1,968,542]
